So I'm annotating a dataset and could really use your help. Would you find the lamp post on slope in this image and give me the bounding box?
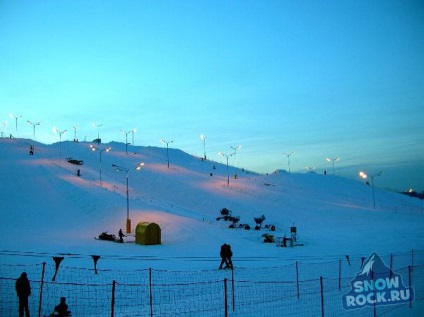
[326,157,340,175]
[112,162,144,233]
[90,144,111,186]
[359,171,384,209]
[53,127,67,159]
[161,139,174,168]
[10,113,22,137]
[121,129,133,154]
[230,145,242,178]
[219,151,234,186]
[200,134,207,160]
[283,152,295,173]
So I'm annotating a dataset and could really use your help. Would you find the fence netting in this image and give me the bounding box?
[1,249,423,316]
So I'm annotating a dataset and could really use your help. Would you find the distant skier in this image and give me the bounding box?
[118,229,126,243]
[16,272,31,317]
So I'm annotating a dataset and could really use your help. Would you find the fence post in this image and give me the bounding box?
[338,259,341,291]
[111,280,116,317]
[149,268,153,317]
[389,253,393,278]
[411,249,414,270]
[408,266,412,309]
[38,262,46,317]
[296,261,300,299]
[320,276,324,317]
[224,278,228,317]
[231,267,235,311]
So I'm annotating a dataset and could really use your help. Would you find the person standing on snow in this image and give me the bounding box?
[226,244,234,269]
[16,272,31,317]
[218,244,230,269]
[118,229,126,243]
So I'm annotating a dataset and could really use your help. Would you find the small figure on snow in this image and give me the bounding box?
[218,244,234,270]
[118,229,126,243]
[51,297,71,316]
[16,272,31,317]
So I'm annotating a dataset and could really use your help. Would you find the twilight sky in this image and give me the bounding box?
[1,0,423,191]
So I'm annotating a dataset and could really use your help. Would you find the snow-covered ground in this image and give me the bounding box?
[0,138,423,316]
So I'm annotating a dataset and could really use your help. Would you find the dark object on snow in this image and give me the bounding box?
[98,232,116,241]
[218,244,234,270]
[254,214,266,229]
[16,272,31,317]
[217,208,239,223]
[220,208,231,216]
[118,229,126,243]
[50,297,72,316]
[262,233,274,243]
[76,169,81,177]
[67,158,83,165]
[264,224,276,231]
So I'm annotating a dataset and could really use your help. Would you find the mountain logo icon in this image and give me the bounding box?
[342,252,414,310]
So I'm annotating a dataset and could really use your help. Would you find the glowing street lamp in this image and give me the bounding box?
[121,129,134,154]
[161,139,174,168]
[200,134,207,160]
[359,171,384,209]
[305,166,316,172]
[326,157,340,175]
[9,113,22,137]
[283,152,295,173]
[112,162,145,233]
[93,123,103,144]
[219,151,234,186]
[90,144,111,186]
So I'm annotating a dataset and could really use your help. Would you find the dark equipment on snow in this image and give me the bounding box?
[254,214,266,230]
[98,232,116,241]
[67,158,83,165]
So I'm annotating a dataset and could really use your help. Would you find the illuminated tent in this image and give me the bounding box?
[135,222,161,245]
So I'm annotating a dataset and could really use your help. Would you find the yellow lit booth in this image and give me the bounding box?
[135,222,161,245]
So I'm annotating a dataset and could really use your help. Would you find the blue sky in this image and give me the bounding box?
[1,0,423,191]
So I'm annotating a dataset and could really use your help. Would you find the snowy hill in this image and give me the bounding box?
[0,138,423,270]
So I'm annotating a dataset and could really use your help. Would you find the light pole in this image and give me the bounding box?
[73,125,78,142]
[112,162,144,233]
[93,123,103,144]
[1,121,7,138]
[219,151,234,186]
[200,134,207,160]
[90,144,111,186]
[53,127,67,159]
[9,113,22,137]
[359,171,384,209]
[231,145,242,178]
[27,121,40,139]
[131,129,137,145]
[326,157,340,175]
[283,152,295,173]
[161,139,174,168]
[121,130,133,154]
